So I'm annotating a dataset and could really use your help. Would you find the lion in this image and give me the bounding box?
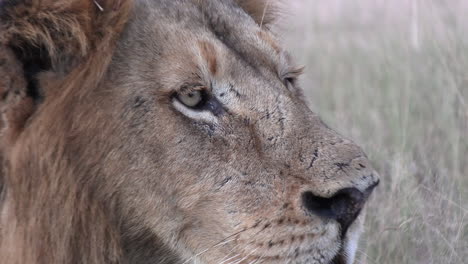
[0,0,380,263]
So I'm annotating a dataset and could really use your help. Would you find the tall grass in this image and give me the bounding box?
[280,1,468,263]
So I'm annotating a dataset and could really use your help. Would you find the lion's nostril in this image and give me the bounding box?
[329,188,365,233]
[301,192,336,219]
[301,184,377,234]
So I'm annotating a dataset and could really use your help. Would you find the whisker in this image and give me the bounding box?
[250,220,282,264]
[221,238,260,264]
[181,237,238,264]
[246,257,261,264]
[219,254,241,264]
[356,249,379,264]
[93,0,104,11]
[247,250,266,264]
[220,240,255,264]
[218,236,252,264]
[260,0,272,28]
[219,219,270,264]
[228,247,259,264]
[182,228,248,264]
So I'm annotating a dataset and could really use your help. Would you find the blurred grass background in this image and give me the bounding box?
[278,0,468,263]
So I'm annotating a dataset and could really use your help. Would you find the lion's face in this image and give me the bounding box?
[83,1,379,263]
[0,1,379,264]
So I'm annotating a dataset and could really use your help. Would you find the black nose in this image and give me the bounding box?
[301,182,378,234]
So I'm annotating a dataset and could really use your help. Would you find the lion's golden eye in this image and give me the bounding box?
[176,90,207,108]
[173,87,225,119]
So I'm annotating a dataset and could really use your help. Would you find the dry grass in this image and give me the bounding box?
[279,0,468,263]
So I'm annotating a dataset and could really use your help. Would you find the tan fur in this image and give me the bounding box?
[257,30,281,54]
[0,1,132,263]
[0,1,379,264]
[199,41,218,75]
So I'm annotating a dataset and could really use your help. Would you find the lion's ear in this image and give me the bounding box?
[0,0,130,145]
[235,0,279,26]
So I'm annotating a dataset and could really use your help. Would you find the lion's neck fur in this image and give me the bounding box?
[0,1,133,263]
[0,48,123,264]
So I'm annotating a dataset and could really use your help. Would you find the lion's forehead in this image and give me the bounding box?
[116,0,289,99]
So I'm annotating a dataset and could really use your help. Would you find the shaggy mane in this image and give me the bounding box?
[0,1,132,263]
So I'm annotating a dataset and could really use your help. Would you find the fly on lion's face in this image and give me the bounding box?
[0,1,379,264]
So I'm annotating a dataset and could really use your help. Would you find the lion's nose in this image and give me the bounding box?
[301,181,379,234]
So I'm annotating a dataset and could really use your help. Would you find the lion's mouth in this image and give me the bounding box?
[222,219,363,264]
[330,221,362,264]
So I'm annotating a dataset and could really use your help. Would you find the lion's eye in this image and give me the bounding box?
[172,87,224,123]
[176,90,206,108]
[282,67,304,90]
[283,76,296,90]
[284,77,295,86]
